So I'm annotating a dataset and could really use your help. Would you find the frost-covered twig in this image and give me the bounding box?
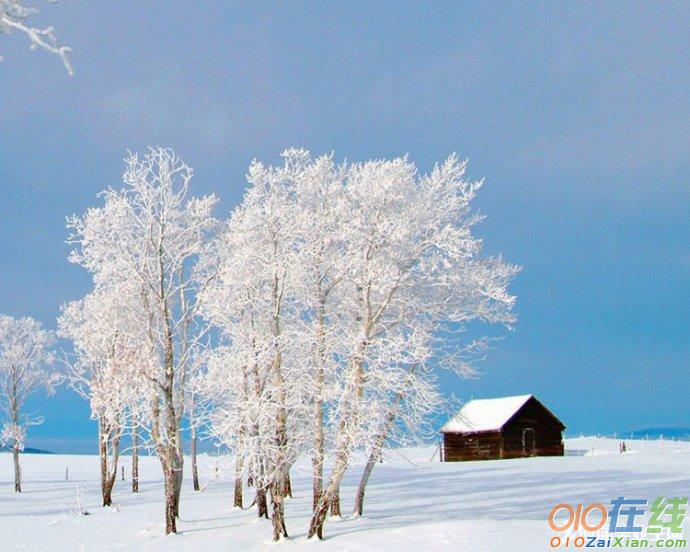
[0,0,72,73]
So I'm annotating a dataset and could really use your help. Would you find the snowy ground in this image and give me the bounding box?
[1,437,689,551]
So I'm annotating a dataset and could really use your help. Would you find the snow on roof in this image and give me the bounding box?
[441,394,533,433]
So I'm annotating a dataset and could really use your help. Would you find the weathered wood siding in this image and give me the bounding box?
[443,431,502,461]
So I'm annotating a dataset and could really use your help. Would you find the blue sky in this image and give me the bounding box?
[1,1,689,453]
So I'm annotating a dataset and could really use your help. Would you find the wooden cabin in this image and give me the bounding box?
[440,394,565,462]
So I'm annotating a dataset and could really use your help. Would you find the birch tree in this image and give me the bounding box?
[66,147,217,533]
[58,286,151,506]
[0,314,55,493]
[198,155,307,540]
[287,152,350,512]
[185,357,208,492]
[306,155,518,538]
[0,0,72,72]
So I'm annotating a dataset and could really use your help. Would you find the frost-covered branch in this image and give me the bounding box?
[0,0,72,73]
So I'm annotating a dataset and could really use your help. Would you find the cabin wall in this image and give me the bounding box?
[443,431,501,461]
[501,399,564,458]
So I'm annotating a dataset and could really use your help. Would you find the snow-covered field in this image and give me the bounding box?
[1,437,689,551]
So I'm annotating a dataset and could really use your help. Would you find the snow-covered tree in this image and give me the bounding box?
[66,147,217,533]
[58,286,151,506]
[305,154,518,539]
[198,155,308,539]
[287,152,350,512]
[0,0,72,73]
[0,314,55,492]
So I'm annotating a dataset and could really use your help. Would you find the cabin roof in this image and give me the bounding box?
[440,394,534,433]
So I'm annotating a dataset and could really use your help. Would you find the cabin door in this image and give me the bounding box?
[522,428,535,456]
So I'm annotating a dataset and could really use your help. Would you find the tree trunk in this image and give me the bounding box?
[268,426,289,541]
[307,454,349,540]
[159,274,185,531]
[353,452,377,516]
[284,470,292,498]
[235,367,248,509]
[156,392,184,532]
[163,459,177,534]
[311,300,326,511]
[191,425,200,491]
[311,385,324,509]
[10,392,22,493]
[312,454,323,511]
[253,442,268,519]
[353,384,407,516]
[233,453,243,508]
[256,487,269,519]
[329,486,341,517]
[166,364,185,521]
[161,442,183,532]
[270,480,289,541]
[99,420,109,505]
[132,425,139,493]
[99,419,122,506]
[103,469,116,507]
[98,417,121,507]
[172,445,184,517]
[150,382,180,535]
[13,444,21,493]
